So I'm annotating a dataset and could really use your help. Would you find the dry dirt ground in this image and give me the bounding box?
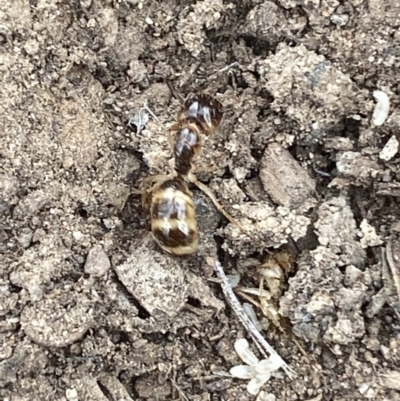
[1,0,400,400]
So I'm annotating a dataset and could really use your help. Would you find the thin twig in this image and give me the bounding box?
[205,62,240,89]
[143,102,160,122]
[213,258,295,379]
[218,61,239,73]
[312,162,331,178]
[170,379,189,401]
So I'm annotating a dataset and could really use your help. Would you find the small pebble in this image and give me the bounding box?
[379,135,399,161]
[66,388,78,400]
[84,245,111,276]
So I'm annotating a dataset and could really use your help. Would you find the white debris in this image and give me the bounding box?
[372,90,390,126]
[72,231,84,241]
[65,388,78,401]
[358,383,369,395]
[330,14,349,26]
[256,392,276,401]
[379,135,399,161]
[226,271,241,288]
[230,338,283,395]
[359,219,383,248]
[243,303,263,331]
[129,109,149,134]
[234,338,259,365]
[84,245,111,276]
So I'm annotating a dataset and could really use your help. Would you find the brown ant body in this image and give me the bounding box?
[142,93,244,256]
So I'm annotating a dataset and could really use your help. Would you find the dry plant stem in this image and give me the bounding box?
[213,258,295,379]
[236,290,262,309]
[218,61,239,73]
[167,80,186,102]
[385,241,400,301]
[135,109,145,134]
[291,337,313,363]
[143,102,160,123]
[170,379,189,401]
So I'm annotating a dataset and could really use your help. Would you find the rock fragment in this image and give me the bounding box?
[260,143,316,208]
[10,238,72,301]
[220,201,311,255]
[177,0,225,57]
[12,189,53,220]
[330,13,349,26]
[96,375,136,401]
[314,197,365,266]
[0,341,48,388]
[336,151,380,182]
[0,174,19,203]
[71,376,110,401]
[84,245,111,277]
[380,370,400,391]
[359,219,383,248]
[115,244,189,318]
[240,2,288,44]
[115,242,224,319]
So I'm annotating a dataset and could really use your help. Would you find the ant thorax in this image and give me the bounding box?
[172,123,202,176]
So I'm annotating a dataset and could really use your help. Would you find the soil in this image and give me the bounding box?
[1,0,400,400]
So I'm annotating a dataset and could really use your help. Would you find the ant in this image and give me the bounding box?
[141,93,249,256]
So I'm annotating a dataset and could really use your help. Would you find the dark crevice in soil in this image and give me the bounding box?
[110,271,151,320]
[186,296,202,309]
[141,332,169,345]
[97,381,114,400]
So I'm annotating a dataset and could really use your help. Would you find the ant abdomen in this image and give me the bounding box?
[150,176,199,256]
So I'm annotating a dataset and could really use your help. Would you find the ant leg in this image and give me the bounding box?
[118,187,142,213]
[141,174,169,209]
[141,230,154,246]
[167,128,175,151]
[187,172,251,238]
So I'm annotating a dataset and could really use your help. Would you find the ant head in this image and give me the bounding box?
[178,93,224,136]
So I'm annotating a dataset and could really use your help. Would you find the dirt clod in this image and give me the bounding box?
[20,285,94,347]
